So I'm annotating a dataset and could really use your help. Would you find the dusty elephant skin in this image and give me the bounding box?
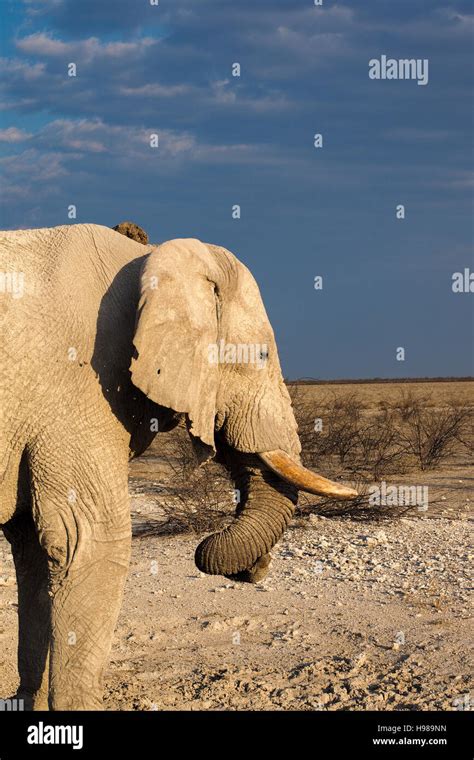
[0,223,354,711]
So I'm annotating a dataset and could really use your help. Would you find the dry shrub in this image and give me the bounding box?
[135,423,234,538]
[135,388,472,534]
[290,389,408,480]
[393,388,431,421]
[290,387,472,477]
[356,411,409,480]
[289,387,362,465]
[288,385,472,518]
[395,397,472,470]
[297,483,412,521]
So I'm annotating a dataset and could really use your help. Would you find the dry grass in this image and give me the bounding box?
[133,382,473,535]
[290,385,472,474]
[289,384,472,519]
[133,423,233,538]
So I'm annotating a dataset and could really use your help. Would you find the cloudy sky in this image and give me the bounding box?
[1,0,472,379]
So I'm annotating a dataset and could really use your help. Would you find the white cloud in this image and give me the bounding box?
[0,127,32,142]
[22,0,63,7]
[119,83,194,98]
[438,9,474,32]
[444,170,474,189]
[208,79,289,112]
[17,33,69,56]
[384,127,454,142]
[44,118,196,159]
[0,116,289,199]
[0,147,76,203]
[16,33,157,62]
[0,58,46,80]
[362,8,474,41]
[211,80,237,105]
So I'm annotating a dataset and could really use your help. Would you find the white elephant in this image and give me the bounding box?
[0,223,356,709]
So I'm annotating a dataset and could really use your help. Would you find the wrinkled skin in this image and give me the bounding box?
[0,223,301,710]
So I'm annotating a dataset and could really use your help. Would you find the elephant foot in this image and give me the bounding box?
[15,689,49,711]
[2,691,47,711]
[226,553,272,584]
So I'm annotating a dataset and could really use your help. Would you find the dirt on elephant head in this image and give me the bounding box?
[113,221,149,245]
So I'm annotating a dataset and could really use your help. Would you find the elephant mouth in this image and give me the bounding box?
[257,450,358,499]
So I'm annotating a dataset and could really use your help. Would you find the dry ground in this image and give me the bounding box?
[0,381,472,710]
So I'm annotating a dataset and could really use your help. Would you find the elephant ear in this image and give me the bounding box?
[130,238,220,461]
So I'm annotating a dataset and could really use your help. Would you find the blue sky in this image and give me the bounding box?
[1,0,473,379]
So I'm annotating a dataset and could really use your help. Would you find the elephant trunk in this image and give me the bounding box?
[194,448,297,577]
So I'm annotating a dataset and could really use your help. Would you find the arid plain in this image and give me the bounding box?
[0,381,472,710]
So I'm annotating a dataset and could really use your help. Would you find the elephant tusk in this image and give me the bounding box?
[258,450,358,499]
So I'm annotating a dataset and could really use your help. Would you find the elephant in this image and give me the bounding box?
[0,222,357,710]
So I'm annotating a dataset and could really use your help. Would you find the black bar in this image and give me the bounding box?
[0,710,471,758]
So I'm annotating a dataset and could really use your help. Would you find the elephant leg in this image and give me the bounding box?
[48,529,130,711]
[3,499,51,711]
[28,436,131,711]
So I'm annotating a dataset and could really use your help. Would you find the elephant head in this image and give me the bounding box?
[126,234,357,581]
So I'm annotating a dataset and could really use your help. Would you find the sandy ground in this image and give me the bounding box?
[0,504,472,711]
[0,382,472,711]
